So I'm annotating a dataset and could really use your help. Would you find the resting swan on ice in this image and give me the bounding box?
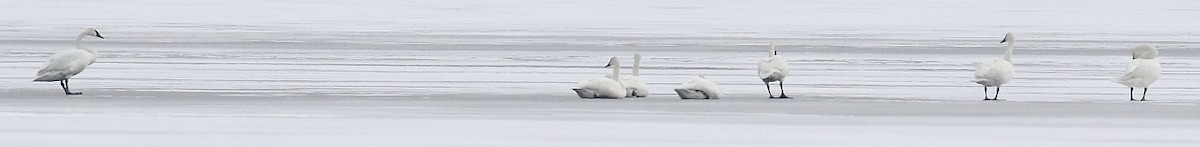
[675,76,721,99]
[1113,45,1161,101]
[622,52,649,97]
[573,57,627,99]
[34,28,105,95]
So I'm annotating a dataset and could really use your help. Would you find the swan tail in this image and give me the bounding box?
[33,73,66,82]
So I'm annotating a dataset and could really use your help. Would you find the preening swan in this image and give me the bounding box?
[758,42,790,98]
[1112,45,1161,101]
[675,75,721,99]
[572,57,627,99]
[972,32,1015,101]
[622,52,649,97]
[33,28,105,95]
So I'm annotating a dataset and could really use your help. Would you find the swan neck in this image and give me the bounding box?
[610,63,620,81]
[1003,40,1014,61]
[632,57,640,76]
[75,33,86,50]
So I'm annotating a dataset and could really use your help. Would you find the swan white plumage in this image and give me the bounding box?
[622,52,648,97]
[972,32,1015,100]
[572,57,627,99]
[33,28,105,95]
[758,42,790,98]
[1112,45,1161,101]
[675,75,721,99]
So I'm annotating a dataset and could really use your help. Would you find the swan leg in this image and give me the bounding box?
[62,79,82,95]
[1140,88,1148,101]
[982,86,990,100]
[993,86,1000,100]
[764,82,775,98]
[1129,87,1135,101]
[777,81,789,98]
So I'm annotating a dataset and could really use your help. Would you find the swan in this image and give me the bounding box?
[1112,45,1161,101]
[622,52,649,97]
[758,42,790,98]
[675,75,721,99]
[33,28,105,95]
[572,57,627,99]
[972,32,1016,100]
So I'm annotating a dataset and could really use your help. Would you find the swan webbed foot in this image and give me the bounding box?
[778,94,788,98]
[66,92,82,95]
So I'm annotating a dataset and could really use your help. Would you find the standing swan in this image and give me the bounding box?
[622,52,649,97]
[572,57,627,99]
[758,42,790,98]
[34,28,105,95]
[972,32,1016,100]
[675,76,721,99]
[1113,45,1161,101]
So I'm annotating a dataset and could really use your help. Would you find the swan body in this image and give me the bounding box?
[972,32,1015,100]
[573,57,627,99]
[1113,45,1161,101]
[758,42,790,98]
[33,28,104,95]
[675,76,721,99]
[622,52,648,97]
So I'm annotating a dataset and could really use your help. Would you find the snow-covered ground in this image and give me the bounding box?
[2,0,1200,146]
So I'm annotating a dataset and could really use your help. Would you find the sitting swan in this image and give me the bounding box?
[572,57,627,99]
[33,28,105,95]
[675,76,721,99]
[622,52,649,97]
[1112,45,1161,101]
[972,32,1016,100]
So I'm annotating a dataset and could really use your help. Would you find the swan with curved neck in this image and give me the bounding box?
[1113,45,1161,101]
[572,57,627,99]
[34,28,105,95]
[972,32,1016,100]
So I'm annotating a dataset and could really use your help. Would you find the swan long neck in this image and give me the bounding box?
[1003,40,1014,62]
[610,61,621,81]
[632,53,641,76]
[75,33,86,50]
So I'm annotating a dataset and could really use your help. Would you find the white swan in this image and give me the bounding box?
[572,57,627,99]
[1113,45,1161,101]
[758,42,790,98]
[972,32,1016,100]
[33,28,105,95]
[675,75,721,99]
[622,52,648,97]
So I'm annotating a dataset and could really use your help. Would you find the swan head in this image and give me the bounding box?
[83,28,104,39]
[1000,32,1013,43]
[1132,44,1158,59]
[603,56,620,68]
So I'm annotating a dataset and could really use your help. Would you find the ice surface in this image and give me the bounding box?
[3,0,1200,146]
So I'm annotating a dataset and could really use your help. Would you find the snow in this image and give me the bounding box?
[3,0,1200,146]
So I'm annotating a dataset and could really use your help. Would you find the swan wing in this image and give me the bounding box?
[35,50,93,81]
[758,56,788,80]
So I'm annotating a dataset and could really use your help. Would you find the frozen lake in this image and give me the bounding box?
[2,0,1200,146]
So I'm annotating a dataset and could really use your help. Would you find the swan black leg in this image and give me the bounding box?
[1129,87,1135,101]
[993,86,1000,100]
[983,86,989,100]
[1140,88,1148,101]
[63,79,81,95]
[764,82,774,98]
[777,81,789,98]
